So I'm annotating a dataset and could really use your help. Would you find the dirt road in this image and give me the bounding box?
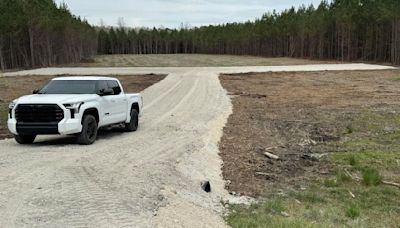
[0,64,395,227]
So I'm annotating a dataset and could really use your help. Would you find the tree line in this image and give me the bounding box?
[0,0,97,71]
[98,0,400,64]
[1,0,399,71]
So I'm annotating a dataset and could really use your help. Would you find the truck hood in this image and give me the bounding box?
[15,94,99,105]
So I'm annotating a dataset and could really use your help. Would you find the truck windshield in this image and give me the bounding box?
[39,80,97,94]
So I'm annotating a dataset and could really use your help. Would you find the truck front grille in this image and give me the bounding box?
[15,104,64,123]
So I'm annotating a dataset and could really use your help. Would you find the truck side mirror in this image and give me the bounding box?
[33,89,40,94]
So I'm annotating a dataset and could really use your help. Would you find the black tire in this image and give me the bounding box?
[14,135,36,144]
[77,115,98,145]
[125,109,139,132]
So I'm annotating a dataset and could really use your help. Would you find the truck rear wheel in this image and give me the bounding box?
[125,109,139,132]
[14,135,36,144]
[77,115,98,145]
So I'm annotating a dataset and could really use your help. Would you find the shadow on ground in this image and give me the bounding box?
[31,128,132,146]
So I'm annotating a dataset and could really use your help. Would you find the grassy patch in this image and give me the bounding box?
[291,190,326,204]
[361,168,382,186]
[332,151,400,176]
[336,170,352,183]
[348,154,357,166]
[345,205,361,219]
[226,111,400,228]
[227,197,315,228]
[227,182,400,227]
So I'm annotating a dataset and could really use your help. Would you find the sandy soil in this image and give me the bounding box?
[220,70,400,196]
[0,63,395,227]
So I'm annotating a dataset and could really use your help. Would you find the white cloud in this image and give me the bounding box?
[55,0,323,28]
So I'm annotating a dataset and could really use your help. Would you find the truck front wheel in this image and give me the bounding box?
[14,135,36,144]
[125,109,139,132]
[77,115,98,145]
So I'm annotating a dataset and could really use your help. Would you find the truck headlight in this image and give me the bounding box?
[9,102,16,109]
[9,102,16,118]
[63,102,84,113]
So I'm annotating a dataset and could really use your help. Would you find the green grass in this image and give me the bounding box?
[227,182,400,227]
[227,197,316,228]
[348,155,357,166]
[323,178,339,188]
[336,170,352,183]
[361,168,382,186]
[346,205,361,219]
[226,111,400,228]
[291,190,326,204]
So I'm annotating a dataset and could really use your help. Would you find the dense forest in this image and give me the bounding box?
[0,0,97,70]
[1,0,399,71]
[98,0,400,64]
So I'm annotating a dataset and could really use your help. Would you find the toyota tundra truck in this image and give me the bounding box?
[8,76,142,145]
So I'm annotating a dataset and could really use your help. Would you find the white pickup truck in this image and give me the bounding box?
[8,76,142,145]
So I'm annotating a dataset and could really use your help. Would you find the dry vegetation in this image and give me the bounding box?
[73,54,333,67]
[220,70,400,227]
[0,74,165,139]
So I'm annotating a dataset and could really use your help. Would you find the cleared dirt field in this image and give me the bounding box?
[77,54,334,67]
[0,63,395,227]
[220,70,400,227]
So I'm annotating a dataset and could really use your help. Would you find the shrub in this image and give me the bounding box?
[362,168,382,186]
[349,155,357,166]
[346,205,361,219]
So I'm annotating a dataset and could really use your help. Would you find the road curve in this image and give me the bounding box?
[0,64,395,227]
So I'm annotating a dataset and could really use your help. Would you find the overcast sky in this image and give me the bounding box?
[54,0,324,28]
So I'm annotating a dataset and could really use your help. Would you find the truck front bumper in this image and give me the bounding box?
[8,118,82,136]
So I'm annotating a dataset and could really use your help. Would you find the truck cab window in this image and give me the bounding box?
[107,80,122,95]
[97,80,108,93]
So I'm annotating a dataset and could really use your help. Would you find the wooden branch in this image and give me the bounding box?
[264,152,279,160]
[255,172,274,177]
[345,169,400,188]
[382,181,400,188]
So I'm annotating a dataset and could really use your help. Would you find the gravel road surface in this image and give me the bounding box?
[0,64,395,227]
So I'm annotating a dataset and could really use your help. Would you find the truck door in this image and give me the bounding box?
[107,80,128,123]
[97,80,115,126]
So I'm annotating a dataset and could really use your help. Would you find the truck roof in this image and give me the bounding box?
[52,76,118,81]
